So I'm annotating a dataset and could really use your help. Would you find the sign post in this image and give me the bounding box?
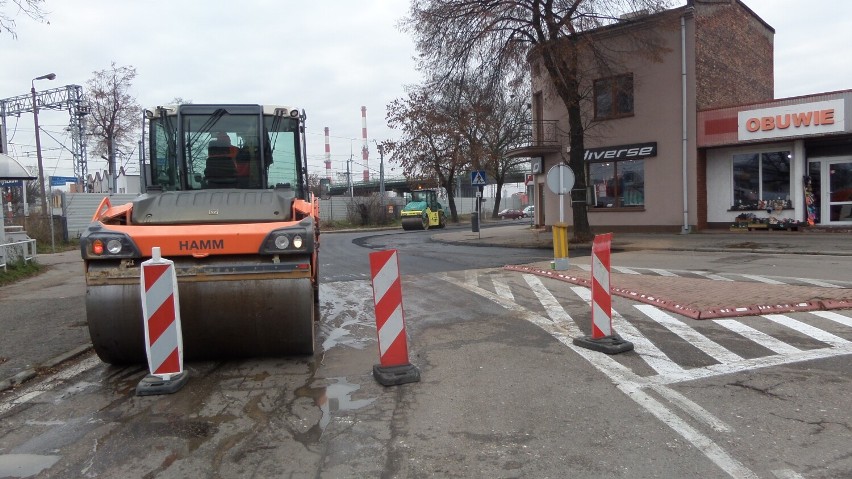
[545,164,575,270]
[471,170,487,237]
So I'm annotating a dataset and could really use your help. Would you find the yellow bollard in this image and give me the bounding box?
[551,223,569,270]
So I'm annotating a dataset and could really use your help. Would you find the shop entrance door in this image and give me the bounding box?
[809,157,852,224]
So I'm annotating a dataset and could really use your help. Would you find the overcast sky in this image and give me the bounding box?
[2,0,851,185]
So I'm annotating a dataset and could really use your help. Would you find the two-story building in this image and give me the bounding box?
[511,0,851,231]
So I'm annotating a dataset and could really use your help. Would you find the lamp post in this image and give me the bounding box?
[32,72,57,252]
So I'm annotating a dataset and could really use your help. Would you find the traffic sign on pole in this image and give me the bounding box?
[471,170,487,186]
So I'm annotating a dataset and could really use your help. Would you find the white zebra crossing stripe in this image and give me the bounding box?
[713,320,801,355]
[635,305,743,364]
[523,274,583,336]
[762,314,851,347]
[612,266,640,275]
[570,286,687,379]
[689,271,734,281]
[811,311,852,327]
[492,277,514,301]
[792,277,841,288]
[738,274,785,285]
[648,268,679,277]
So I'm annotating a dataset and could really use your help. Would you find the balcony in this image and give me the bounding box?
[506,120,563,158]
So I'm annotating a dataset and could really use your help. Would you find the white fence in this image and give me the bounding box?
[0,239,36,271]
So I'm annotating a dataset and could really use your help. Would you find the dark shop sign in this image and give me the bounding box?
[583,142,657,161]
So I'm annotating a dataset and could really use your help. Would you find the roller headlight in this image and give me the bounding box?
[274,235,290,250]
[80,228,142,259]
[106,239,123,254]
[260,227,312,254]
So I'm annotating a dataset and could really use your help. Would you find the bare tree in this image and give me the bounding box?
[0,0,47,38]
[85,62,142,189]
[403,0,671,241]
[385,86,468,222]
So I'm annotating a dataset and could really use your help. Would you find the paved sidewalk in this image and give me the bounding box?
[432,223,852,319]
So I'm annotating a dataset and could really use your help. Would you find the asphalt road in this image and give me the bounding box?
[1,229,850,478]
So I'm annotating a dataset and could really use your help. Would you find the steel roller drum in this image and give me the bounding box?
[86,277,315,364]
[401,216,427,230]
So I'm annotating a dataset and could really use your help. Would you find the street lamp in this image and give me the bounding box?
[32,72,56,251]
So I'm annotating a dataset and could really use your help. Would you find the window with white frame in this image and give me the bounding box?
[732,151,791,210]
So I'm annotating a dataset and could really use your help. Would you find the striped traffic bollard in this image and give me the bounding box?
[369,249,420,386]
[573,233,634,354]
[136,247,189,396]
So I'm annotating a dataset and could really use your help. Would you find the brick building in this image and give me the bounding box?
[511,0,852,231]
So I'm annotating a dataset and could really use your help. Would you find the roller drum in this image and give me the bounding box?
[401,215,427,231]
[86,277,315,364]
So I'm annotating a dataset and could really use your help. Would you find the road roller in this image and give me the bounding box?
[80,104,320,364]
[400,189,446,230]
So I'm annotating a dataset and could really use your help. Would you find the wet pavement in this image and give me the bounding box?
[2,225,850,393]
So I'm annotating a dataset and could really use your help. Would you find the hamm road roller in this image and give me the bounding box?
[80,104,319,363]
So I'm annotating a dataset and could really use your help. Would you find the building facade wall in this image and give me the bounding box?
[693,0,774,110]
[525,1,777,232]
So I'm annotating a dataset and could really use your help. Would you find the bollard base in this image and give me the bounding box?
[551,258,570,271]
[136,371,189,396]
[373,363,421,387]
[573,334,634,355]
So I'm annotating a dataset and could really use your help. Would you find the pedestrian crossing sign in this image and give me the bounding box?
[471,170,487,186]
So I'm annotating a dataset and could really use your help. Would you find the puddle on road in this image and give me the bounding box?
[0,454,61,478]
[295,377,376,432]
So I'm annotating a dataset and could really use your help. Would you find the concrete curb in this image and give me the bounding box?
[0,344,93,393]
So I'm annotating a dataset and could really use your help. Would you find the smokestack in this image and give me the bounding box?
[324,127,332,183]
[361,106,369,182]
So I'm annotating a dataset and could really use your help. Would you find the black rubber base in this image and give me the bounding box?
[373,363,421,387]
[573,334,635,355]
[136,371,189,396]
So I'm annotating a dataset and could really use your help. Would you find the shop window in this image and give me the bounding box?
[732,151,791,210]
[590,160,644,208]
[594,74,634,120]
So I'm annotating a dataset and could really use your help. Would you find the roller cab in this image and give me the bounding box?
[81,104,320,364]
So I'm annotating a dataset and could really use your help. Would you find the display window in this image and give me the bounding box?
[589,159,644,208]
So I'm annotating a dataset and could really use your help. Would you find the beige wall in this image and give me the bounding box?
[527,2,774,232]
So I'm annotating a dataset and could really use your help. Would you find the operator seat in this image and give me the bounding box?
[205,140,237,188]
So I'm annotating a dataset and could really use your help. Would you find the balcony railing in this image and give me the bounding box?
[507,120,562,157]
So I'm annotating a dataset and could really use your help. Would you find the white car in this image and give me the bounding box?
[522,205,534,217]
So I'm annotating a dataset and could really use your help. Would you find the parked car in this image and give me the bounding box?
[498,208,525,220]
[522,205,534,217]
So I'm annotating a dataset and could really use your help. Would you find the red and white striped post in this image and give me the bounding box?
[136,247,189,395]
[369,249,420,386]
[573,233,634,354]
[591,233,613,339]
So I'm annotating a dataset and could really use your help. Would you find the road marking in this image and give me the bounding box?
[648,268,679,277]
[689,270,734,281]
[635,305,743,364]
[612,266,640,275]
[492,277,514,302]
[788,277,841,288]
[713,320,801,355]
[0,356,100,416]
[772,469,805,479]
[570,286,687,379]
[762,314,851,347]
[738,274,785,285]
[811,310,852,328]
[441,272,755,479]
[523,274,581,335]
